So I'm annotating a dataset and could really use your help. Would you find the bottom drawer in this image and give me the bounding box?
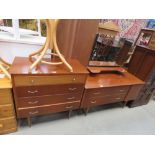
[83,94,125,108]
[0,117,17,134]
[17,101,80,118]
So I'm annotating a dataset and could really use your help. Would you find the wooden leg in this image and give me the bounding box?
[122,101,127,108]
[68,109,72,119]
[17,119,20,127]
[84,108,89,116]
[27,117,32,127]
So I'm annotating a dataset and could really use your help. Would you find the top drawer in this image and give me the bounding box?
[13,75,87,86]
[85,86,130,97]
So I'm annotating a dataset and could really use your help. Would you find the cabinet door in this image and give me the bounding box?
[128,46,155,81]
[136,52,155,81]
[128,46,146,76]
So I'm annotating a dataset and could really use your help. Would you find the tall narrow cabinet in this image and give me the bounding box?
[128,45,155,107]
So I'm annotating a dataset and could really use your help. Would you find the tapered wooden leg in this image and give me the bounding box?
[68,109,72,119]
[84,108,89,116]
[27,117,32,127]
[122,101,127,108]
[17,119,20,127]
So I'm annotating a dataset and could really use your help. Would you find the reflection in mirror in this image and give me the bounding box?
[89,21,125,67]
[89,33,125,67]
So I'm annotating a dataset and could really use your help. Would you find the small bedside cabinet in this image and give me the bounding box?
[0,78,17,134]
[10,57,88,126]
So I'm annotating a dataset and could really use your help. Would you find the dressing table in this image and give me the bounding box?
[81,22,144,114]
[81,67,144,114]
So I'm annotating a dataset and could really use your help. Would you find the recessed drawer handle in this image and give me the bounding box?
[29,111,39,115]
[28,101,39,104]
[115,98,121,100]
[91,100,96,104]
[67,97,75,100]
[66,106,73,109]
[119,90,125,92]
[27,90,38,94]
[72,78,76,81]
[0,124,3,128]
[68,88,77,91]
[93,92,100,95]
[30,80,35,83]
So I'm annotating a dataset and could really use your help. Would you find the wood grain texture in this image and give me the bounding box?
[17,101,80,118]
[81,68,144,110]
[15,84,84,97]
[128,45,155,81]
[124,85,143,101]
[17,93,83,108]
[57,19,99,66]
[0,117,17,134]
[85,69,144,89]
[0,105,15,118]
[0,78,12,89]
[11,57,87,122]
[14,75,87,86]
[0,89,13,105]
[82,93,126,108]
[84,85,130,97]
[128,45,155,107]
[10,57,88,75]
[0,80,17,134]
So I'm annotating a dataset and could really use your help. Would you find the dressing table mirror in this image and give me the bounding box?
[88,21,126,73]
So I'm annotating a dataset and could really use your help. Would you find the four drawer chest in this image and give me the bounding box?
[10,57,88,126]
[0,78,17,134]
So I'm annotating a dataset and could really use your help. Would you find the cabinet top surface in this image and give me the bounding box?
[0,77,12,89]
[10,57,89,75]
[85,70,144,89]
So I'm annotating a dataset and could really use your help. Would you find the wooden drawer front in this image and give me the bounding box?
[17,93,82,108]
[0,105,14,118]
[86,86,130,97]
[17,101,80,118]
[0,89,13,105]
[14,75,86,86]
[83,93,126,108]
[0,117,17,134]
[15,84,84,97]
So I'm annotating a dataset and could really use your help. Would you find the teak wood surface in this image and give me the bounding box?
[10,57,88,75]
[10,57,88,126]
[85,67,144,89]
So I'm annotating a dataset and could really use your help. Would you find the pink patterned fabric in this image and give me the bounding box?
[100,19,147,41]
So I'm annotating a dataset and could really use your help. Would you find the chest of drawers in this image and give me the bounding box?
[81,68,144,114]
[0,78,17,134]
[10,57,88,126]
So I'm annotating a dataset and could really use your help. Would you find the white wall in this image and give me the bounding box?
[0,41,42,63]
